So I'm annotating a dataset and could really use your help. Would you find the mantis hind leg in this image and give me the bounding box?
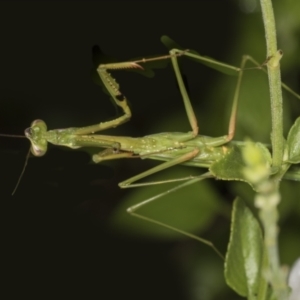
[119,148,200,188]
[118,149,224,258]
[126,171,224,259]
[168,48,300,146]
[168,49,265,145]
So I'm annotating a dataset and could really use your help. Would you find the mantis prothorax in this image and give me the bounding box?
[1,47,300,258]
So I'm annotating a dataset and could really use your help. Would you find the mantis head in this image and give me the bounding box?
[24,119,48,157]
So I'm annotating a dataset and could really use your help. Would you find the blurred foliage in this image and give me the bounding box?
[111,0,300,243]
[109,0,300,298]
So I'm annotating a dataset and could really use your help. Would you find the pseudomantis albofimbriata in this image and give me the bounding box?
[1,43,300,259]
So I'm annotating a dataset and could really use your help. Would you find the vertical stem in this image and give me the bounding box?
[255,185,289,300]
[258,1,289,299]
[260,0,284,169]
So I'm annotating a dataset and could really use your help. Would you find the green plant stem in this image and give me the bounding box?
[260,0,284,170]
[259,1,289,299]
[255,182,290,300]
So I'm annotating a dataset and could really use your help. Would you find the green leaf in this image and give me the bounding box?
[210,143,272,189]
[209,146,250,184]
[286,117,300,164]
[210,145,250,183]
[224,198,267,299]
[209,146,251,185]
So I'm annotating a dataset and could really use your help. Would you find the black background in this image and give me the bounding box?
[1,1,299,300]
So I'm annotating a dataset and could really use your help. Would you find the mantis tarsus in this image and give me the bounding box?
[2,45,300,258]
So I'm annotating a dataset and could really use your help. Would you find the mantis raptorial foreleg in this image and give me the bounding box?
[24,51,188,157]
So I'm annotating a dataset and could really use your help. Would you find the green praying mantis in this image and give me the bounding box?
[2,38,300,258]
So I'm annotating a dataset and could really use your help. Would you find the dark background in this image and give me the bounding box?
[1,1,299,299]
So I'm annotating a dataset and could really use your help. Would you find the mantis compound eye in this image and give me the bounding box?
[113,147,119,154]
[24,119,48,157]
